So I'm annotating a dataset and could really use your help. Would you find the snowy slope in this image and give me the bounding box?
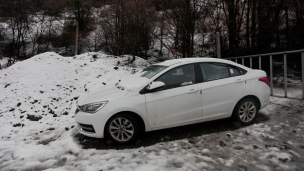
[0,52,304,171]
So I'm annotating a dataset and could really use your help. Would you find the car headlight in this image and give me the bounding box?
[78,101,108,113]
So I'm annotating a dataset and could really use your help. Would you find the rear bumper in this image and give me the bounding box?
[257,86,270,109]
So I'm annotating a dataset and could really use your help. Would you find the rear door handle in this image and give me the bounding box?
[235,79,244,83]
[188,89,198,93]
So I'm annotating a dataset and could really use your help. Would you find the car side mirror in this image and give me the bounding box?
[148,81,165,90]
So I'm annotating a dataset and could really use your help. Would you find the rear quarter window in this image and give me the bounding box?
[238,67,247,75]
[228,66,241,77]
[228,65,247,76]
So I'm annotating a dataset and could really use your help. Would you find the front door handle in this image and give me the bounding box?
[188,89,198,93]
[235,79,244,83]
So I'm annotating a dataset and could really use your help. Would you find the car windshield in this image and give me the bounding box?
[116,65,167,91]
[140,65,167,79]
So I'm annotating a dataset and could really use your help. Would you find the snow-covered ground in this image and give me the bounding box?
[0,52,304,171]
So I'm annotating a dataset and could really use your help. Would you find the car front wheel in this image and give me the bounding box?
[105,114,140,144]
[233,98,258,126]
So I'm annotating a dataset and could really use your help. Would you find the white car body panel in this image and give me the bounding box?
[145,83,202,129]
[200,75,246,119]
[75,58,270,138]
[78,85,128,104]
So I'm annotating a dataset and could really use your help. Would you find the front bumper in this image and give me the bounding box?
[75,109,110,138]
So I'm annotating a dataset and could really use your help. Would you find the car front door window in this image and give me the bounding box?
[155,64,196,90]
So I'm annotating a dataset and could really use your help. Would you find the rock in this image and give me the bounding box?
[53,114,58,117]
[253,145,259,149]
[188,138,197,144]
[107,140,113,146]
[49,109,55,114]
[102,82,106,85]
[232,121,242,129]
[279,158,288,163]
[265,144,277,148]
[238,165,248,171]
[61,156,67,162]
[74,97,79,100]
[20,116,24,119]
[47,128,55,131]
[63,112,68,115]
[135,140,142,146]
[234,146,244,150]
[219,141,226,147]
[17,102,21,107]
[71,125,75,128]
[27,115,42,121]
[65,127,70,131]
[114,67,118,70]
[30,100,38,104]
[13,123,24,127]
[293,129,297,133]
[226,133,232,137]
[280,144,291,150]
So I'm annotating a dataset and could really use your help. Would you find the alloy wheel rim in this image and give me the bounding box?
[109,117,134,142]
[239,102,256,122]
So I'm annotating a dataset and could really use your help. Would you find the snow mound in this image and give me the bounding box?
[0,52,149,138]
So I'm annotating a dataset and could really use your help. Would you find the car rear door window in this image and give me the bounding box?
[200,63,229,81]
[155,64,196,89]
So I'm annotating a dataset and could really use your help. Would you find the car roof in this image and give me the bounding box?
[155,57,251,70]
[156,57,230,66]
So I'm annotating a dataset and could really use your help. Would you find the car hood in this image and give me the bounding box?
[77,85,128,106]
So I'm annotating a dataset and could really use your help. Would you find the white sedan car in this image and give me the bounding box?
[75,58,270,144]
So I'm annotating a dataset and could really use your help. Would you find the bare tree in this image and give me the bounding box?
[99,0,156,60]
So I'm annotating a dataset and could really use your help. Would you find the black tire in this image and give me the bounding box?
[233,98,259,126]
[105,114,141,144]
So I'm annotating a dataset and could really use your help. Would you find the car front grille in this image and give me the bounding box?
[78,123,95,133]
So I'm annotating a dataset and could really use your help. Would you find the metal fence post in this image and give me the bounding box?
[242,58,244,65]
[216,32,221,59]
[284,54,287,97]
[302,51,304,99]
[250,57,252,68]
[259,56,261,69]
[270,55,273,96]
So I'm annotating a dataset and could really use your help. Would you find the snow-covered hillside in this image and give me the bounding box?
[0,52,304,171]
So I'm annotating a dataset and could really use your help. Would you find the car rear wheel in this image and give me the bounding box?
[233,98,258,126]
[105,114,140,144]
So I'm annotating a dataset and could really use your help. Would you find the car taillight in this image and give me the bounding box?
[259,77,269,86]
